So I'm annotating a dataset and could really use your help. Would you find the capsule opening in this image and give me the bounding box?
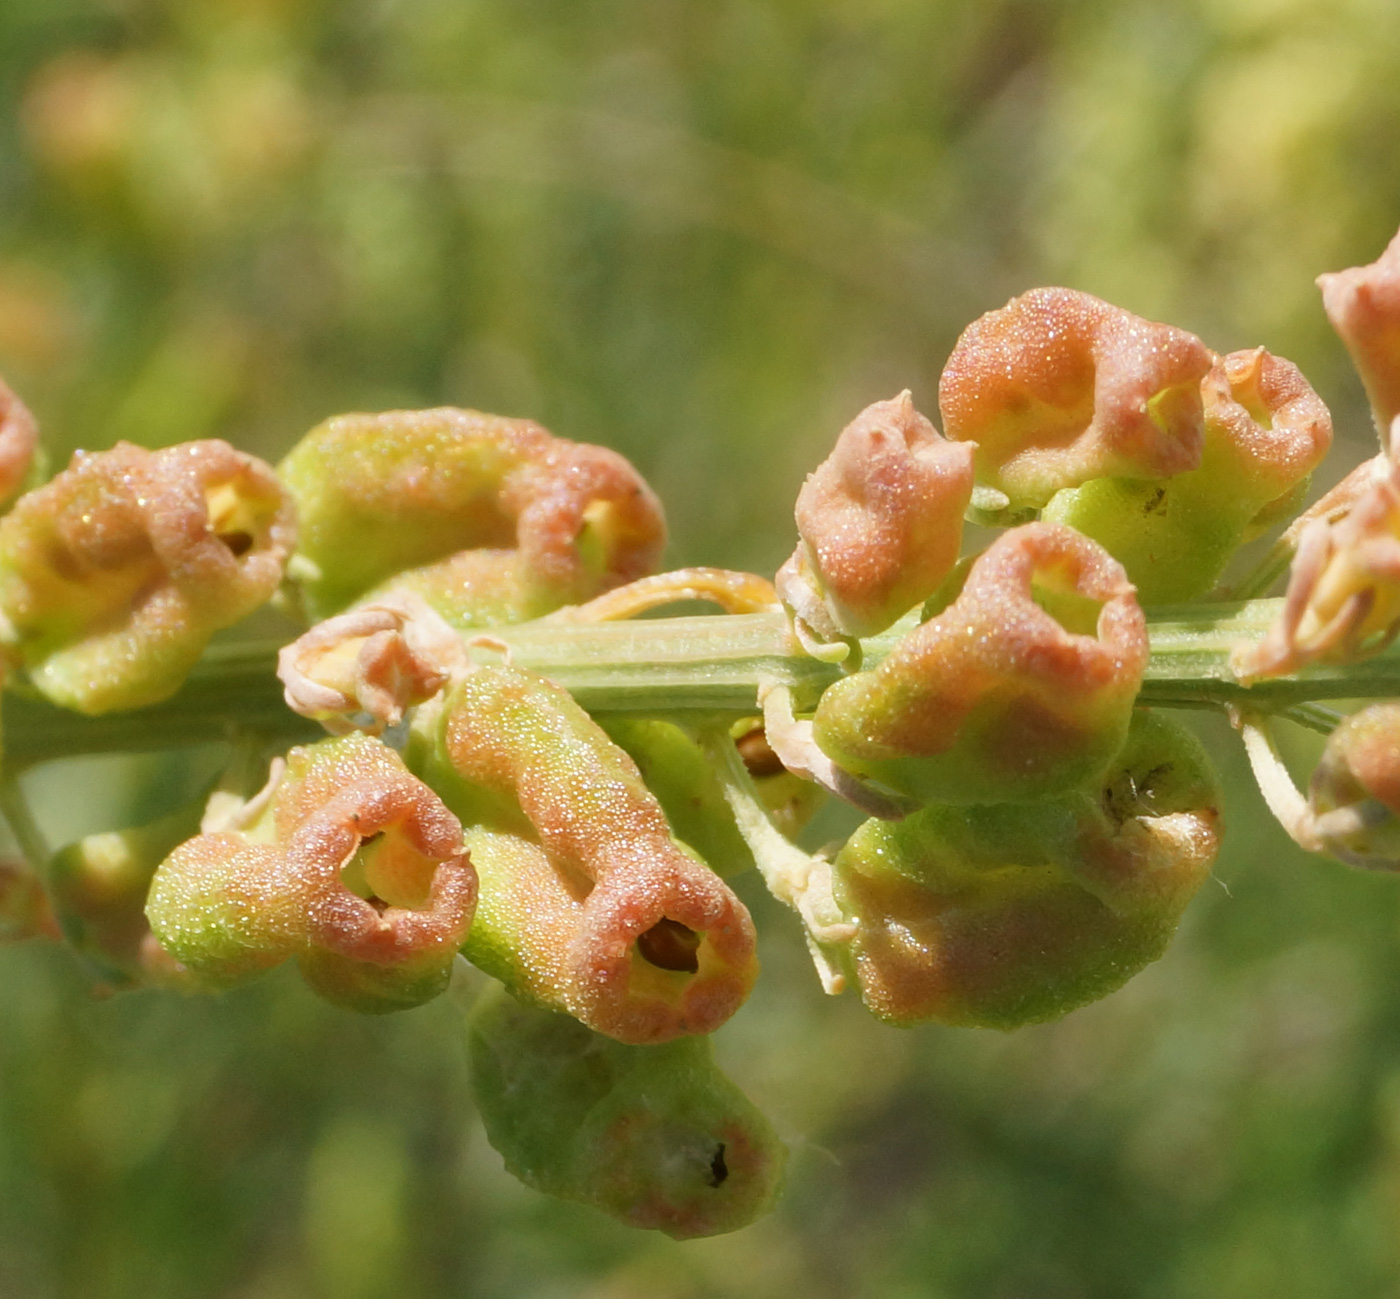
[1029,569,1105,638]
[636,917,701,973]
[205,480,274,560]
[340,827,436,909]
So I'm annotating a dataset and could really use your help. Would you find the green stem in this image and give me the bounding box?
[0,777,49,873]
[6,597,1400,766]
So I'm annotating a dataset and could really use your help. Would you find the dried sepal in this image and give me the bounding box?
[278,591,466,735]
[938,288,1214,509]
[1044,348,1332,603]
[776,392,974,640]
[833,710,1221,1027]
[813,522,1148,805]
[278,407,666,625]
[423,665,758,1044]
[0,377,39,507]
[467,985,786,1239]
[0,439,295,713]
[1235,421,1400,680]
[146,733,475,1012]
[1318,226,1400,440]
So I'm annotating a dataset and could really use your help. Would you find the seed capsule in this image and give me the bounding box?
[146,733,475,1012]
[0,440,294,713]
[419,665,758,1044]
[1318,226,1400,440]
[813,522,1148,805]
[48,798,207,987]
[1044,348,1332,603]
[939,287,1213,509]
[599,717,822,877]
[467,985,786,1239]
[0,376,38,507]
[0,858,55,943]
[278,407,666,625]
[1307,703,1400,869]
[776,391,974,640]
[832,710,1221,1027]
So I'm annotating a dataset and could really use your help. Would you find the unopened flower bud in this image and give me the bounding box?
[833,710,1221,1027]
[146,733,475,1012]
[1306,703,1400,869]
[776,392,974,640]
[278,408,666,625]
[813,522,1148,805]
[0,440,295,713]
[1044,348,1332,602]
[467,985,786,1239]
[1318,226,1400,439]
[418,665,758,1044]
[938,288,1214,509]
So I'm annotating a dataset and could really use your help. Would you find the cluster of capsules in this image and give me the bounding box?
[6,227,1400,1237]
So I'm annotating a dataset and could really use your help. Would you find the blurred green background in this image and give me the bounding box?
[4,0,1400,1295]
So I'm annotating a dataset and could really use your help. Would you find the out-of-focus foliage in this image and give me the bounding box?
[3,0,1400,1295]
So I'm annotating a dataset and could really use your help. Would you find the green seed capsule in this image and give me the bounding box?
[1307,703,1400,869]
[0,376,38,509]
[1043,349,1331,603]
[938,288,1213,510]
[146,732,476,1012]
[0,440,294,713]
[278,407,666,625]
[1318,225,1400,441]
[833,710,1221,1028]
[467,984,786,1239]
[412,665,759,1044]
[598,716,757,878]
[597,717,823,879]
[776,391,973,640]
[48,798,206,987]
[813,522,1148,805]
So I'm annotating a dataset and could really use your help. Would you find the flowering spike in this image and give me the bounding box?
[832,710,1221,1027]
[1044,348,1332,603]
[467,985,786,1239]
[278,408,666,625]
[1318,226,1400,440]
[776,392,974,641]
[813,522,1148,805]
[938,288,1213,509]
[418,664,758,1044]
[0,440,295,713]
[146,733,475,1012]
